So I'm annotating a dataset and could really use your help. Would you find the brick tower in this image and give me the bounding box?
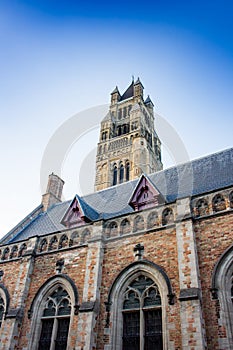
[94,78,163,191]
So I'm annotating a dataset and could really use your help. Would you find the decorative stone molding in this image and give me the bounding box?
[179,287,201,301]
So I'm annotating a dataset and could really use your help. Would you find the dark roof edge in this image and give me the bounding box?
[0,204,43,245]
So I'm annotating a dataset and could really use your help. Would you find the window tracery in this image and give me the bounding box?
[123,277,162,350]
[38,286,71,350]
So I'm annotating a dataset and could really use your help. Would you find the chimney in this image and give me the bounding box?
[42,173,65,211]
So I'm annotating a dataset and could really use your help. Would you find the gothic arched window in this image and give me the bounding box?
[126,162,130,181]
[122,275,163,350]
[119,164,124,184]
[38,286,71,350]
[28,276,78,350]
[113,165,117,186]
[107,262,173,350]
[211,246,233,349]
[0,286,9,331]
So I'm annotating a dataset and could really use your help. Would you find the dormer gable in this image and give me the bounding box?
[61,195,99,228]
[129,174,165,211]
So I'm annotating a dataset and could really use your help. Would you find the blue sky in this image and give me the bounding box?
[0,0,233,237]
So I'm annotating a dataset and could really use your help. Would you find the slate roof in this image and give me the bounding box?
[2,147,233,244]
[120,81,134,101]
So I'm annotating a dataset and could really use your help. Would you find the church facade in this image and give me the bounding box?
[0,80,233,350]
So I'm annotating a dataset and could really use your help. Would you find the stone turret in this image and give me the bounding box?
[41,173,64,211]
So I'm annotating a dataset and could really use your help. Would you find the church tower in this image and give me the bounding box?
[94,78,163,191]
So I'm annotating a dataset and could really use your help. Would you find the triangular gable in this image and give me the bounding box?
[129,174,165,211]
[61,195,98,228]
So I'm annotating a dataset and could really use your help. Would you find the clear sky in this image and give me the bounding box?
[0,0,233,238]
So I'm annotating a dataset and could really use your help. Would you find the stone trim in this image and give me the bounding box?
[28,274,79,319]
[179,287,201,301]
[107,259,175,305]
[79,301,97,312]
[106,260,172,350]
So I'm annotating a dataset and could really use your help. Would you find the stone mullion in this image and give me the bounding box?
[176,198,206,350]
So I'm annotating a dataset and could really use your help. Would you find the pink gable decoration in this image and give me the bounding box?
[61,197,86,228]
[129,175,165,211]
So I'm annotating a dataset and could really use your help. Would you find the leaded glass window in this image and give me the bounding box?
[122,275,163,350]
[113,165,118,186]
[38,286,71,350]
[126,162,130,181]
[0,296,5,328]
[120,164,124,183]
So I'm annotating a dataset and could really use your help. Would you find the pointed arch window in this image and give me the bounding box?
[126,162,130,181]
[122,275,162,350]
[120,164,124,184]
[113,165,118,186]
[38,286,71,350]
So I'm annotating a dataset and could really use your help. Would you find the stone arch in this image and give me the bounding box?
[107,221,118,238]
[162,208,174,226]
[38,238,48,253]
[147,211,159,229]
[195,198,209,217]
[28,274,79,350]
[120,218,131,235]
[107,260,174,350]
[2,247,10,261]
[10,245,18,259]
[133,215,144,232]
[69,231,80,247]
[58,234,69,249]
[80,228,90,244]
[212,193,226,212]
[18,243,27,257]
[48,236,58,251]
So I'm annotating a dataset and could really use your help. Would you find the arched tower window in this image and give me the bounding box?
[119,164,124,184]
[126,162,130,181]
[113,165,118,186]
